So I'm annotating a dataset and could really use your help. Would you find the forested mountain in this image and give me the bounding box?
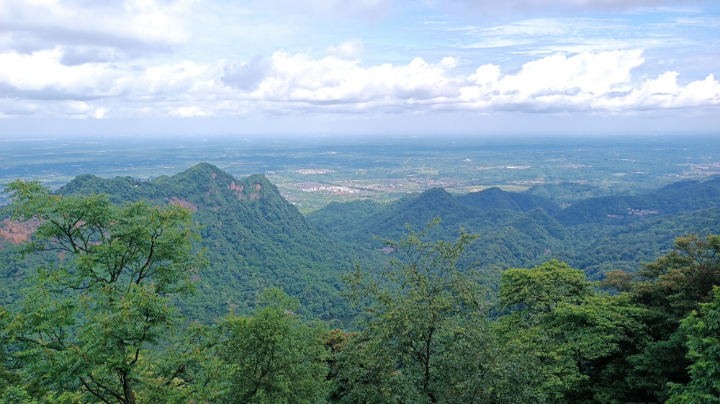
[556,176,720,225]
[8,168,715,317]
[327,188,481,246]
[308,177,720,282]
[304,199,386,241]
[3,166,720,403]
[457,186,562,215]
[2,163,381,319]
[523,182,625,203]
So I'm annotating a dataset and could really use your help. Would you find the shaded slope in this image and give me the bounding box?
[340,188,482,247]
[557,207,720,279]
[308,189,574,287]
[523,182,617,203]
[457,187,561,215]
[305,199,385,240]
[456,209,573,281]
[556,176,720,226]
[306,177,720,285]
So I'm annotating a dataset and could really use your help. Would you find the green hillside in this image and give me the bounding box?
[305,199,385,241]
[556,176,720,225]
[307,178,720,283]
[331,188,482,248]
[16,163,383,319]
[523,182,625,203]
[558,207,720,279]
[457,186,562,215]
[307,189,575,285]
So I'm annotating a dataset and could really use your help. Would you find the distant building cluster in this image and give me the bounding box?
[508,180,545,186]
[333,179,418,193]
[559,164,589,169]
[292,182,358,195]
[626,208,659,216]
[686,162,720,177]
[295,169,334,175]
[408,178,463,188]
[607,208,659,218]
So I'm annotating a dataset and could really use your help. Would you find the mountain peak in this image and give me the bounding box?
[162,164,281,205]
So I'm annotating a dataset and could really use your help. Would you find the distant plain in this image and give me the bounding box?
[2,134,720,212]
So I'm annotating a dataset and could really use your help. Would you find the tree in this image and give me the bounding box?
[668,286,720,403]
[219,288,329,404]
[634,234,720,319]
[499,260,648,403]
[500,260,593,315]
[336,219,543,404]
[606,234,720,402]
[0,180,210,404]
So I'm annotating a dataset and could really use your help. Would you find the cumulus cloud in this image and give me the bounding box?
[327,38,365,60]
[0,48,718,118]
[221,57,271,91]
[170,106,209,117]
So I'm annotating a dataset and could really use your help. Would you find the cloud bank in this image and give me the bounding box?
[0,47,718,119]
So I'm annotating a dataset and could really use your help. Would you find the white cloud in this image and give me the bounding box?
[0,0,194,61]
[327,38,365,60]
[0,48,718,118]
[495,50,644,95]
[93,107,108,119]
[170,106,209,117]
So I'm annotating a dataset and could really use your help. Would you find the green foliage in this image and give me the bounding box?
[308,179,720,285]
[0,386,37,404]
[500,260,593,314]
[334,219,543,403]
[0,350,22,397]
[500,260,648,403]
[219,288,329,404]
[668,286,720,403]
[0,180,211,404]
[588,234,720,403]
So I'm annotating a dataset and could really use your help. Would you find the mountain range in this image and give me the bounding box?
[2,163,720,321]
[2,163,381,320]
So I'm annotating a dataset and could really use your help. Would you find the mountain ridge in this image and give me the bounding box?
[53,163,382,319]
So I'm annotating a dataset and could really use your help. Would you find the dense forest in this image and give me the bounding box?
[1,164,720,403]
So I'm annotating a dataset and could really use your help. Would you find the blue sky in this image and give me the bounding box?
[1,0,719,135]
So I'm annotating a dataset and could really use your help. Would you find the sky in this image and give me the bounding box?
[0,0,719,135]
